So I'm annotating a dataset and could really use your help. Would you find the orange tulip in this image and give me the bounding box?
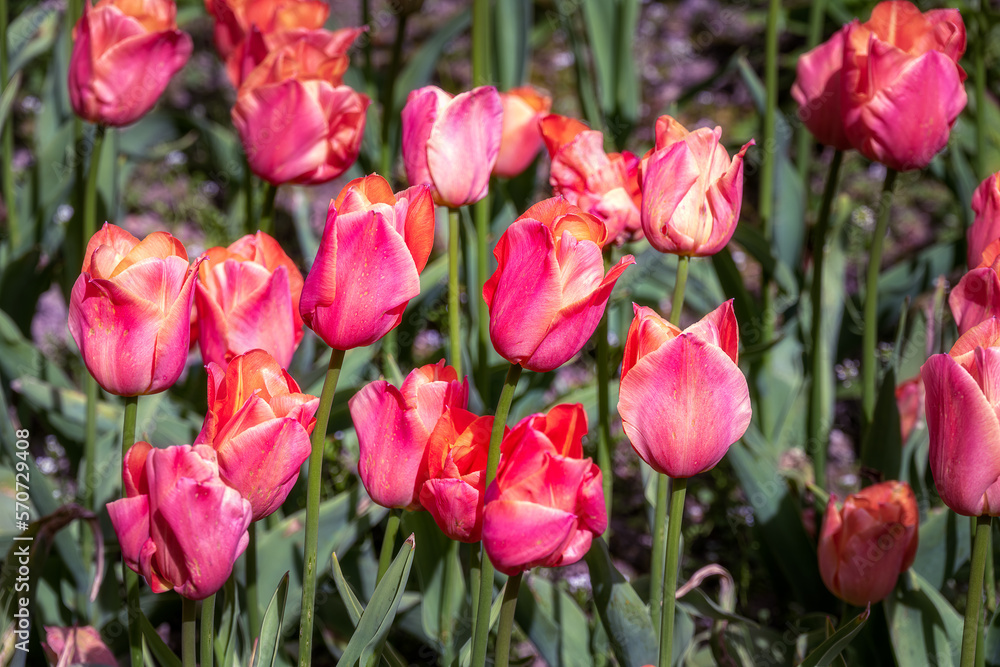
[493,86,552,179]
[206,0,329,60]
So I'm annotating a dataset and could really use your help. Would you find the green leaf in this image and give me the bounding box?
[400,512,465,653]
[859,367,903,481]
[514,574,593,667]
[457,581,506,666]
[0,72,21,134]
[798,606,870,667]
[394,9,472,111]
[140,612,183,667]
[493,0,531,89]
[251,572,289,667]
[8,4,59,74]
[885,570,963,667]
[331,553,365,626]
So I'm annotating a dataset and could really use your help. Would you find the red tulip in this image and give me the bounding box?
[618,300,752,478]
[841,1,966,171]
[482,404,605,576]
[949,241,1000,336]
[401,85,503,207]
[195,350,318,521]
[195,231,304,369]
[231,29,369,185]
[896,376,925,443]
[106,442,252,600]
[43,627,116,667]
[68,223,201,396]
[540,114,643,243]
[922,317,1000,516]
[350,361,468,510]
[493,86,552,179]
[791,26,852,151]
[299,175,435,350]
[817,481,918,606]
[69,0,192,126]
[483,197,634,372]
[206,0,329,60]
[640,115,753,257]
[966,172,1000,270]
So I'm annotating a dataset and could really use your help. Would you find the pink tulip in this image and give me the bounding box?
[401,85,503,207]
[483,197,635,372]
[350,361,468,510]
[68,0,192,126]
[817,481,918,606]
[482,404,605,576]
[206,0,329,60]
[493,86,552,179]
[966,172,1000,269]
[107,442,252,600]
[300,175,435,350]
[841,1,966,171]
[949,241,1000,335]
[43,626,117,667]
[640,115,754,257]
[540,114,643,243]
[791,26,852,151]
[231,28,369,185]
[896,376,925,443]
[69,223,201,396]
[195,350,318,521]
[922,317,1000,516]
[618,300,752,478]
[195,232,304,369]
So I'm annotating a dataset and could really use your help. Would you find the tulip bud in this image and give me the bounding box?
[895,376,924,443]
[493,86,552,179]
[966,172,1000,270]
[949,241,1000,336]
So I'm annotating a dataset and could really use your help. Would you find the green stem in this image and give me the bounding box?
[376,510,401,585]
[861,169,897,425]
[244,160,255,235]
[122,395,142,667]
[975,6,987,181]
[670,257,690,327]
[80,374,98,619]
[83,127,106,249]
[759,0,781,351]
[807,150,843,485]
[472,0,490,86]
[962,516,992,667]
[471,363,523,667]
[247,523,260,641]
[298,349,346,667]
[361,0,372,93]
[659,478,688,666]
[379,11,408,181]
[1,0,16,249]
[495,572,522,667]
[258,184,277,236]
[476,194,491,406]
[469,546,482,641]
[449,208,463,376]
[182,597,197,667]
[795,0,828,182]
[596,310,612,538]
[201,593,216,667]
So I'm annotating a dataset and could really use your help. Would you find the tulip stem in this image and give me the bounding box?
[376,510,401,585]
[596,310,612,538]
[476,194,491,406]
[975,6,988,182]
[298,349,346,667]
[182,597,197,667]
[379,10,408,181]
[962,515,992,667]
[83,126,105,254]
[495,572,522,667]
[795,0,828,183]
[247,523,260,641]
[0,0,17,251]
[471,362,523,667]
[659,477,688,667]
[244,159,255,234]
[201,593,215,667]
[259,184,277,236]
[449,208,463,376]
[122,395,143,667]
[759,0,781,355]
[80,374,98,620]
[861,169,897,426]
[807,150,843,486]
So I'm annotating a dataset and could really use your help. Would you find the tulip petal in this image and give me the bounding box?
[641,141,703,253]
[420,477,483,542]
[107,495,150,571]
[401,86,448,189]
[684,300,740,364]
[482,500,576,576]
[949,268,1000,336]
[426,87,503,206]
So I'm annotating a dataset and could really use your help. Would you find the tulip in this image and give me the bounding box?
[195,231,304,369]
[68,223,201,396]
[300,176,435,350]
[69,0,192,126]
[206,0,329,60]
[618,300,752,478]
[949,241,1000,336]
[43,626,117,667]
[483,197,635,372]
[540,114,643,243]
[401,85,503,207]
[922,317,1000,516]
[896,376,924,443]
[195,350,318,521]
[841,1,967,171]
[482,404,605,576]
[966,172,1000,270]
[640,115,754,257]
[350,361,468,510]
[817,480,919,606]
[231,29,369,185]
[493,86,552,179]
[106,442,252,600]
[791,26,852,151]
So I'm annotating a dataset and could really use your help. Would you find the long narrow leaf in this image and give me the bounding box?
[251,572,289,667]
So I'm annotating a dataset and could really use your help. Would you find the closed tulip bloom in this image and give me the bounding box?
[922,317,1000,516]
[493,86,552,179]
[966,172,1000,270]
[106,442,252,600]
[483,197,635,372]
[841,1,967,171]
[618,300,752,478]
[640,115,754,257]
[69,0,192,126]
[232,29,369,185]
[207,0,329,59]
[43,627,117,667]
[817,481,919,606]
[300,176,435,350]
[195,231,304,369]
[541,114,643,243]
[401,85,503,207]
[791,26,852,151]
[195,350,318,521]
[482,404,605,576]
[896,376,925,443]
[69,223,201,396]
[350,361,468,510]
[949,240,1000,336]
